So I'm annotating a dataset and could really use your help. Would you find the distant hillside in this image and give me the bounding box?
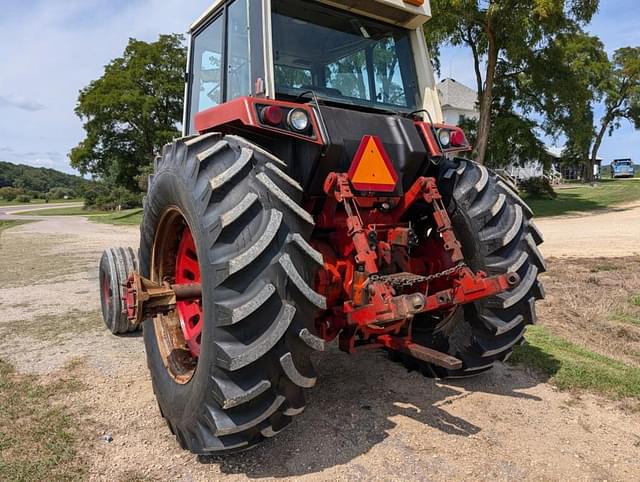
[0,161,87,195]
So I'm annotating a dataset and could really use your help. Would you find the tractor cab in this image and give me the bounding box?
[183,0,466,194]
[184,0,442,134]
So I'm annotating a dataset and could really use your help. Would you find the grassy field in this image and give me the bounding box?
[19,205,104,216]
[19,206,143,225]
[0,220,32,233]
[0,198,81,207]
[525,179,640,217]
[511,325,640,400]
[0,360,86,480]
[91,209,143,225]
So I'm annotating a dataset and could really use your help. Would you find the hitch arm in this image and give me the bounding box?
[344,268,519,327]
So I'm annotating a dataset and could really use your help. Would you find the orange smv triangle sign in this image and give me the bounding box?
[347,135,398,192]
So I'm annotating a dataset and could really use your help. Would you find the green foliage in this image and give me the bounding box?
[0,187,21,201]
[15,195,31,203]
[589,47,640,170]
[83,182,142,211]
[47,187,74,200]
[520,176,557,199]
[0,162,86,197]
[427,0,599,164]
[70,34,186,192]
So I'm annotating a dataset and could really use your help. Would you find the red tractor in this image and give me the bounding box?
[99,0,544,454]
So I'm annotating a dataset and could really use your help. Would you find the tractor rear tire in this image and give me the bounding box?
[139,133,326,454]
[398,158,545,378]
[99,247,139,334]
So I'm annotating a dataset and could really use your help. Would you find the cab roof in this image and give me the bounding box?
[190,0,431,32]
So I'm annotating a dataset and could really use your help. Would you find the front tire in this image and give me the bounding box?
[140,133,326,454]
[99,247,139,334]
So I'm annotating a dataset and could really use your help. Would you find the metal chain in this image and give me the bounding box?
[369,262,466,289]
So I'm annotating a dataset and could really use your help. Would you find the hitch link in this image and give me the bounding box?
[124,272,201,326]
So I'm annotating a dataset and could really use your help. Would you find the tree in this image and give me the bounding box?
[0,186,21,201]
[506,30,610,179]
[427,0,599,164]
[590,47,640,174]
[70,34,186,191]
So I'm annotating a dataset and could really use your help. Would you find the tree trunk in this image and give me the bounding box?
[589,116,610,183]
[468,31,484,101]
[475,33,498,165]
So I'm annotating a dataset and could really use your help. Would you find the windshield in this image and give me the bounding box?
[271,0,419,112]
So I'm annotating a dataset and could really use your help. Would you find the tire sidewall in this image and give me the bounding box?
[141,167,219,426]
[99,252,116,331]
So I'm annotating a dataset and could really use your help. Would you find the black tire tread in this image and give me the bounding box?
[99,246,139,334]
[401,159,544,378]
[141,132,325,455]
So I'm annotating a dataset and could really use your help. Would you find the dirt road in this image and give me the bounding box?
[1,209,639,481]
[536,202,640,258]
[0,201,84,219]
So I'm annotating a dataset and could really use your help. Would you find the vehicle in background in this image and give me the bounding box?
[611,158,635,178]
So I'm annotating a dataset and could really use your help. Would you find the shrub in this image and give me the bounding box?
[16,194,32,203]
[520,176,557,199]
[0,187,22,201]
[84,183,142,210]
[48,187,74,200]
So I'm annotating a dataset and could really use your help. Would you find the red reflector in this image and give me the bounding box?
[347,135,398,192]
[261,105,284,126]
[450,129,467,147]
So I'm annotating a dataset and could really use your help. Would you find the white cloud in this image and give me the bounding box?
[0,95,46,111]
[0,0,212,174]
[0,0,637,174]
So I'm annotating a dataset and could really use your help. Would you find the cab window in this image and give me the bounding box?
[187,0,251,134]
[188,14,223,133]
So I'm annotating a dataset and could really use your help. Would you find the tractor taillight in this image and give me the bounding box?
[450,129,467,147]
[260,105,284,126]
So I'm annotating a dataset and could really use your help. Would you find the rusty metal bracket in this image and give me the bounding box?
[378,335,463,370]
[124,272,202,326]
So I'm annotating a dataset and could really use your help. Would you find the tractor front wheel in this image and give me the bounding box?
[99,247,139,334]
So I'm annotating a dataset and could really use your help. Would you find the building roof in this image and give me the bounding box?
[437,78,478,112]
[544,146,603,162]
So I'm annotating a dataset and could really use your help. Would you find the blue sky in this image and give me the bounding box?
[0,1,638,175]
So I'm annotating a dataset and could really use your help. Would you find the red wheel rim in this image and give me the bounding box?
[175,227,203,358]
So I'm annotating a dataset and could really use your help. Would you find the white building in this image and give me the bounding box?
[437,78,479,126]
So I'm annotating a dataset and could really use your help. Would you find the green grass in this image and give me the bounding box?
[0,220,32,233]
[524,179,640,217]
[0,198,81,207]
[91,208,143,226]
[630,295,640,307]
[510,325,640,399]
[0,360,85,481]
[19,205,143,225]
[19,205,105,216]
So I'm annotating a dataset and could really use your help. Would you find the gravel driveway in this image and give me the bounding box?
[1,208,639,481]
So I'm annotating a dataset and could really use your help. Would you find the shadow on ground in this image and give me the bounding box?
[200,345,548,478]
